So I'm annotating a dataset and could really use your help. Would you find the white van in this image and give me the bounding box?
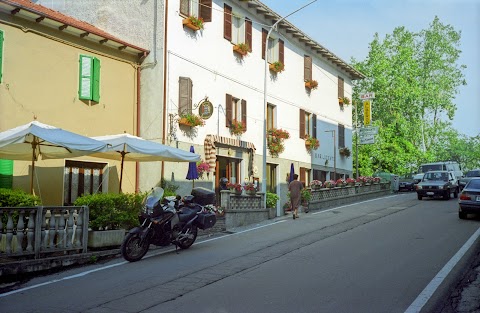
[413,161,463,185]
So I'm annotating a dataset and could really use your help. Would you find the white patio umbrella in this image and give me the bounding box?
[0,121,108,193]
[90,133,200,192]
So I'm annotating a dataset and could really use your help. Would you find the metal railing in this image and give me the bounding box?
[0,206,89,260]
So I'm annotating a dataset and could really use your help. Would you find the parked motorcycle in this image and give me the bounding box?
[121,187,217,262]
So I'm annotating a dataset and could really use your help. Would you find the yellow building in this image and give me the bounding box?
[0,0,149,204]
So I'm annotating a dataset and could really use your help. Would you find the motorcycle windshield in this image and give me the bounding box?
[145,187,164,208]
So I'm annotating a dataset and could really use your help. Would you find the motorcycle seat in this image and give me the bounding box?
[178,208,197,222]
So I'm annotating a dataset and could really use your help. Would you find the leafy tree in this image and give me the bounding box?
[351,17,468,175]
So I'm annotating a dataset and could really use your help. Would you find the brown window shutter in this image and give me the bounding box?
[178,77,192,115]
[299,109,305,139]
[279,39,284,65]
[262,28,267,60]
[304,55,312,81]
[180,0,189,16]
[300,167,306,185]
[312,114,317,138]
[245,19,252,52]
[226,94,232,127]
[241,99,247,131]
[338,76,344,98]
[224,4,232,41]
[338,124,345,148]
[199,0,212,22]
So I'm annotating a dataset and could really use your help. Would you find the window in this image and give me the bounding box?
[224,5,251,47]
[0,30,3,83]
[300,167,310,187]
[79,55,100,102]
[180,0,212,22]
[178,77,193,115]
[338,124,345,148]
[299,109,316,139]
[267,103,275,130]
[63,160,107,205]
[225,94,247,130]
[304,55,312,81]
[338,76,345,98]
[262,30,284,65]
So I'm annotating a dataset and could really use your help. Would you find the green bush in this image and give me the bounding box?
[0,188,40,207]
[301,189,312,203]
[266,192,279,208]
[74,192,145,231]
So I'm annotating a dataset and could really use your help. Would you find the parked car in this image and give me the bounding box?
[413,161,463,187]
[398,173,415,191]
[458,178,480,219]
[416,170,458,200]
[459,169,480,191]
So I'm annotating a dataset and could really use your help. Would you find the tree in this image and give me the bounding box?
[351,17,467,175]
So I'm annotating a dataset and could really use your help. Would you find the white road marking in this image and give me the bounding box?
[312,194,401,215]
[0,220,286,298]
[404,226,480,313]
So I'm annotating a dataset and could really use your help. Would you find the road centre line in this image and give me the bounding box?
[311,194,401,215]
[0,220,286,298]
[404,226,480,313]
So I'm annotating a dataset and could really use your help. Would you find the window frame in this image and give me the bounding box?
[180,0,212,22]
[78,55,100,102]
[267,103,275,130]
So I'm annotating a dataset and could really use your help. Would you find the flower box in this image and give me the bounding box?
[269,62,284,73]
[233,43,249,56]
[305,80,318,90]
[182,17,203,31]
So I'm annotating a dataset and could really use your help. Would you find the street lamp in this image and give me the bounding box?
[262,0,318,218]
[325,130,336,180]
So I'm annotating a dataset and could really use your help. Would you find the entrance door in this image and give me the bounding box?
[266,163,277,194]
[215,156,241,204]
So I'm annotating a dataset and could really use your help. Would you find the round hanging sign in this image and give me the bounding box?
[198,100,214,119]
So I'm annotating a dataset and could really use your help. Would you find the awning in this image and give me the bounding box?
[204,134,256,174]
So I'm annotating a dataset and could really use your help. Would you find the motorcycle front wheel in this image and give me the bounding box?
[121,233,150,262]
[177,225,198,249]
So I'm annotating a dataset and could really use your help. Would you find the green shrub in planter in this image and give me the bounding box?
[1,188,41,231]
[74,193,145,231]
[266,192,279,208]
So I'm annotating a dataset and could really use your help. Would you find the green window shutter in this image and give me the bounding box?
[0,159,13,189]
[0,30,4,83]
[79,55,93,100]
[92,57,100,102]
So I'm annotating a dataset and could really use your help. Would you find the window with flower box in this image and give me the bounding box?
[180,0,212,23]
[300,167,311,187]
[224,4,252,53]
[226,94,247,134]
[299,109,317,139]
[262,29,285,68]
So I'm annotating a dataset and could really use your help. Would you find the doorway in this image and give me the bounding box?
[215,156,241,204]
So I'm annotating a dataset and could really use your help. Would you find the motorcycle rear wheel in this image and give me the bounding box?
[177,225,198,249]
[121,233,150,262]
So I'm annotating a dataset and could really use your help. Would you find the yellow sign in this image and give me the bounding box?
[363,100,372,125]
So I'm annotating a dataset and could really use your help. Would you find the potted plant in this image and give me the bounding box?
[305,79,318,90]
[182,15,204,31]
[244,183,257,195]
[339,147,351,157]
[324,180,335,188]
[266,192,279,219]
[226,182,243,194]
[267,128,290,158]
[178,113,205,127]
[230,120,246,135]
[304,134,320,151]
[346,177,356,186]
[373,177,381,184]
[309,180,322,190]
[196,160,210,178]
[204,204,225,216]
[335,178,345,187]
[233,42,250,56]
[300,189,312,206]
[269,61,285,73]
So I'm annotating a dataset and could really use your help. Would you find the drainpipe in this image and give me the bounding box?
[161,0,169,181]
[135,65,141,193]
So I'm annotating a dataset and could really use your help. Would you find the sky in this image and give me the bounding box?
[261,0,480,137]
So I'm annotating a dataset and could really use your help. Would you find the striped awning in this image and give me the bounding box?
[204,134,256,174]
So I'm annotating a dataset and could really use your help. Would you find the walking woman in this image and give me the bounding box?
[288,174,303,219]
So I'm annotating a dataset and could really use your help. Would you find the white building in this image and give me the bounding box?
[34,0,364,212]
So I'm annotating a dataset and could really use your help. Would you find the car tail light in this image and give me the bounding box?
[460,193,471,200]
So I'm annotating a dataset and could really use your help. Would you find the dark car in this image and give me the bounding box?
[458,178,480,219]
[416,170,458,200]
[398,174,415,191]
[459,169,480,191]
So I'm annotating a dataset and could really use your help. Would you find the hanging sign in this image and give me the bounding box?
[363,100,372,126]
[198,100,213,119]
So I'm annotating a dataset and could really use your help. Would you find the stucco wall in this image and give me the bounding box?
[0,15,139,204]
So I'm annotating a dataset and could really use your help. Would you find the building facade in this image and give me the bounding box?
[0,0,148,204]
[31,0,364,212]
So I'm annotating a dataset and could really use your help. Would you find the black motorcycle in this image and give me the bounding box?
[121,187,217,262]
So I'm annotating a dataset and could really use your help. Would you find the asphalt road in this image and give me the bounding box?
[1,192,480,313]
